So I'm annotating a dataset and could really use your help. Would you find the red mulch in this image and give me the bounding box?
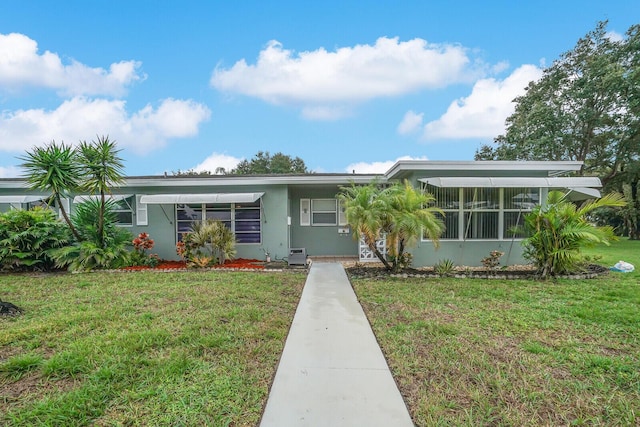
[120,258,265,271]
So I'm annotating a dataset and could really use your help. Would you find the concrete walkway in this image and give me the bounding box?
[260,262,414,427]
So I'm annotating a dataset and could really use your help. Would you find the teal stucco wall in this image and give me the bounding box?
[288,186,358,257]
[121,184,290,261]
[410,239,527,268]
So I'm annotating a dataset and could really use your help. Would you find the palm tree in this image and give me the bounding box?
[386,180,444,272]
[338,181,393,269]
[76,136,125,248]
[19,141,81,240]
[523,190,626,278]
[338,180,444,272]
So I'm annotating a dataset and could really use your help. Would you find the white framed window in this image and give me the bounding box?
[112,196,134,226]
[462,188,500,240]
[422,184,539,241]
[503,187,538,239]
[176,201,261,244]
[311,199,337,226]
[426,186,460,240]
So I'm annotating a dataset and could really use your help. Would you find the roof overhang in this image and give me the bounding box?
[419,176,601,188]
[386,160,584,180]
[0,195,47,203]
[139,192,264,204]
[419,177,602,200]
[73,194,132,203]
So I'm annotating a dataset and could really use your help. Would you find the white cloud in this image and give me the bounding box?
[0,97,211,154]
[606,31,624,42]
[0,165,21,178]
[0,32,144,97]
[423,64,542,140]
[211,37,482,119]
[345,155,429,174]
[192,152,243,174]
[397,110,424,135]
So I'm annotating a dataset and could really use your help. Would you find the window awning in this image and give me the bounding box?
[139,193,264,204]
[73,194,132,203]
[419,177,602,188]
[419,177,602,200]
[0,195,47,204]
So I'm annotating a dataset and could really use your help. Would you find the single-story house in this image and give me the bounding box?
[0,160,602,267]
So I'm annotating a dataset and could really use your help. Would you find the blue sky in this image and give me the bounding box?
[0,1,638,177]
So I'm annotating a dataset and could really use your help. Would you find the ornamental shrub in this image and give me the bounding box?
[0,207,71,272]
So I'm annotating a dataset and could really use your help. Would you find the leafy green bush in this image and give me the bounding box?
[0,208,70,272]
[51,199,132,271]
[523,191,625,278]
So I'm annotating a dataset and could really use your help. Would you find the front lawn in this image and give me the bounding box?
[353,239,640,426]
[0,270,305,426]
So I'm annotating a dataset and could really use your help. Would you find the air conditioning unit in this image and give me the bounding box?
[288,248,307,266]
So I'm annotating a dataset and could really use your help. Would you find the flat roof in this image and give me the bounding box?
[384,160,584,179]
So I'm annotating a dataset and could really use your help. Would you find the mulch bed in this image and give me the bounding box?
[345,263,609,280]
[120,258,266,271]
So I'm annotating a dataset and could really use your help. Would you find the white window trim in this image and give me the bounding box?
[310,198,338,226]
[300,199,310,226]
[136,195,148,226]
[422,186,539,242]
[176,203,262,245]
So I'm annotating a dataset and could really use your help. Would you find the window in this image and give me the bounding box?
[428,187,459,240]
[176,201,261,244]
[422,184,539,241]
[462,188,499,239]
[311,199,337,226]
[112,197,134,226]
[72,195,133,226]
[503,188,538,239]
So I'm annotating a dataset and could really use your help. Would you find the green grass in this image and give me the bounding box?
[0,270,305,426]
[353,239,640,426]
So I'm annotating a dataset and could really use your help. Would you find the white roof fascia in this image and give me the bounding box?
[566,187,601,200]
[125,175,382,188]
[385,160,584,179]
[139,192,265,204]
[419,177,601,188]
[0,195,46,203]
[73,194,133,203]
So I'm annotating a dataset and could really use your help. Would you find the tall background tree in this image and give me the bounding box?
[231,151,309,174]
[476,21,640,239]
[172,151,309,176]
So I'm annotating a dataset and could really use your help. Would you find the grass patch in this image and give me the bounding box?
[0,270,305,426]
[352,239,640,426]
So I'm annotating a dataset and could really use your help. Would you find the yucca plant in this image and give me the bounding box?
[76,136,125,248]
[19,141,81,240]
[523,191,626,278]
